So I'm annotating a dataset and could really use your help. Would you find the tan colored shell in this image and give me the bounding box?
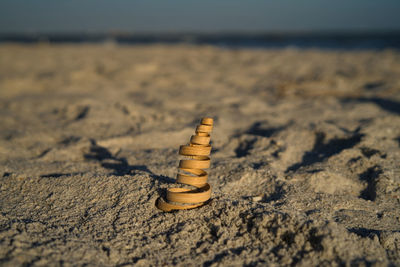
[156,117,213,212]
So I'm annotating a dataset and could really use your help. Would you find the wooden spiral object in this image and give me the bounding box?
[156,117,213,212]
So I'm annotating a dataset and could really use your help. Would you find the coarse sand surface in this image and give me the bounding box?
[0,44,399,266]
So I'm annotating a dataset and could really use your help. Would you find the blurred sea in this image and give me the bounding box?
[1,32,400,50]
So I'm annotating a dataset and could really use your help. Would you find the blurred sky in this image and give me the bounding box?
[0,0,400,33]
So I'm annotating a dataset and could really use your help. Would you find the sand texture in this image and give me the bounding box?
[0,44,400,266]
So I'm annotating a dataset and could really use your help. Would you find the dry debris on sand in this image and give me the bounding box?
[0,44,400,266]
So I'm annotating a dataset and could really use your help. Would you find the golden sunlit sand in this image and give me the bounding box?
[0,44,399,266]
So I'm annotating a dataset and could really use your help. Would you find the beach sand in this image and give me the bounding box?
[0,44,399,266]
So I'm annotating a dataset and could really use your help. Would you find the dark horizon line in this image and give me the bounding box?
[1,30,400,50]
[1,29,400,35]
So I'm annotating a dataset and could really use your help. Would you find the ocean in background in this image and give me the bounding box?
[1,32,400,50]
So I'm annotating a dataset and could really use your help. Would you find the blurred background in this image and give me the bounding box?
[1,0,400,49]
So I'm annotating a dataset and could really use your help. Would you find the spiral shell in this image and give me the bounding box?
[156,117,213,212]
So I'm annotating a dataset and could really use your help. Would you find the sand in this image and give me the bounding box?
[0,43,399,266]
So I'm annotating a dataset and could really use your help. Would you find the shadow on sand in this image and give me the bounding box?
[84,139,175,184]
